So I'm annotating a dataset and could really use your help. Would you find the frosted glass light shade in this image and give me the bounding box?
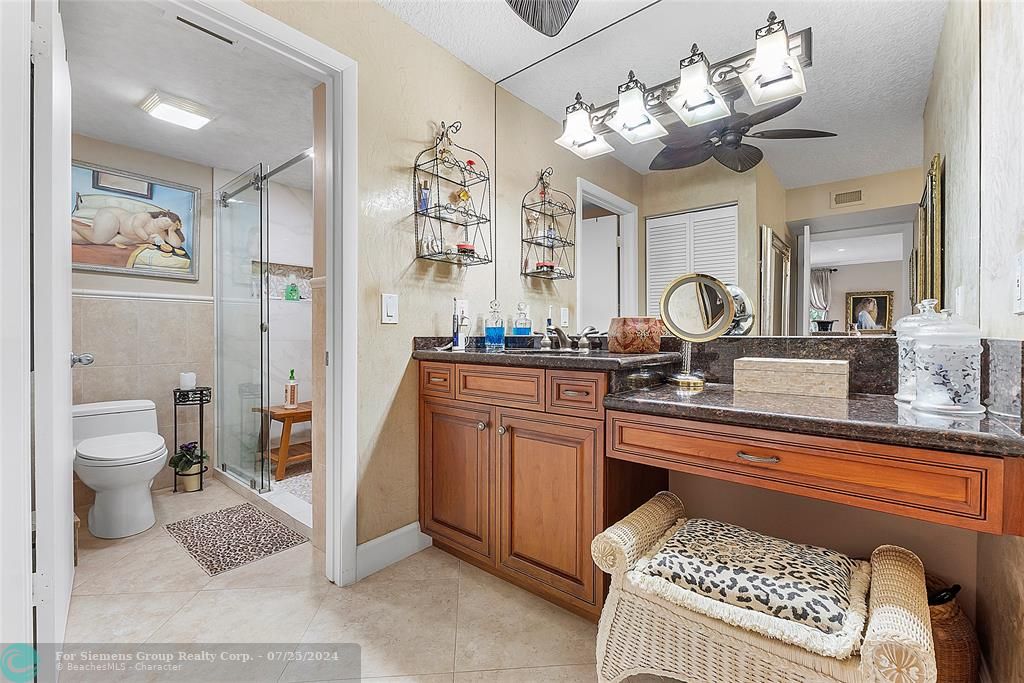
[667,58,731,127]
[138,91,212,130]
[555,107,614,159]
[740,27,806,105]
[608,86,667,144]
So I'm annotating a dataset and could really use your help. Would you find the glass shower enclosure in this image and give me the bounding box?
[215,165,271,491]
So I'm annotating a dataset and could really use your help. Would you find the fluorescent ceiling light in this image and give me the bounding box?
[555,93,614,159]
[138,91,213,130]
[667,45,731,127]
[739,12,806,106]
[608,71,667,144]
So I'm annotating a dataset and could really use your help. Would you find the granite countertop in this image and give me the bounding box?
[604,383,1024,458]
[411,348,682,371]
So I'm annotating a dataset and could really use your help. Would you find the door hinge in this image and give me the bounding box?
[325,351,330,366]
[616,235,624,248]
[32,571,52,607]
[30,23,51,61]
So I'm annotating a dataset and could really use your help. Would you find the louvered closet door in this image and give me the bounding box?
[645,214,690,315]
[645,204,738,314]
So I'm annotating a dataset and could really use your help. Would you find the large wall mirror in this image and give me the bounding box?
[493,0,980,337]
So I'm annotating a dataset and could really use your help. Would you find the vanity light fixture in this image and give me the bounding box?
[554,92,614,159]
[739,11,807,106]
[138,91,213,130]
[666,44,732,127]
[607,71,667,144]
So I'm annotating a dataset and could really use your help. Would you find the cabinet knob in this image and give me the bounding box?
[477,421,487,431]
[497,425,507,435]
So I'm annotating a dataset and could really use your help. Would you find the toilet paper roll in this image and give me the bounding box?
[179,372,197,390]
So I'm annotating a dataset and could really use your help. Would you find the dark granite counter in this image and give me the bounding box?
[604,383,1024,458]
[412,348,682,371]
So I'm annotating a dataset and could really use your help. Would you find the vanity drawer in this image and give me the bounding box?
[607,411,1006,533]
[456,364,546,411]
[420,362,455,399]
[546,370,607,420]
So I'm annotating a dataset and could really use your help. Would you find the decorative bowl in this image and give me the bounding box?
[608,316,664,354]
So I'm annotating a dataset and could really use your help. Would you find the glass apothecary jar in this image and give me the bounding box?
[893,298,940,403]
[911,315,985,415]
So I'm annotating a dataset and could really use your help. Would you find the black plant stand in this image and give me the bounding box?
[172,386,212,493]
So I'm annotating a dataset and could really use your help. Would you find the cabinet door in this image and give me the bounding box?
[497,408,598,603]
[420,399,495,561]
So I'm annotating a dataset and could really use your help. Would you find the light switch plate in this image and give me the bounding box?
[560,307,570,328]
[381,293,398,324]
[954,286,964,317]
[1015,251,1024,315]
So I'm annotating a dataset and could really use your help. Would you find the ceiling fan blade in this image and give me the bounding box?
[747,129,837,139]
[505,0,579,37]
[649,143,715,171]
[662,113,747,147]
[742,96,802,128]
[712,143,763,173]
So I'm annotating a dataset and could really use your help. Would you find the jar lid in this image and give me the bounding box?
[666,372,705,390]
[893,299,941,336]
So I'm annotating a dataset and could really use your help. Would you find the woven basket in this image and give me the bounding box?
[926,574,980,683]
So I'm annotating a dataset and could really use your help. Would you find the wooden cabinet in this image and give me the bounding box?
[420,361,455,399]
[497,408,599,604]
[546,369,607,420]
[420,397,494,561]
[455,365,546,411]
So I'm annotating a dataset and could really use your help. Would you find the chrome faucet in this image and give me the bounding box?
[540,323,573,350]
[577,326,602,351]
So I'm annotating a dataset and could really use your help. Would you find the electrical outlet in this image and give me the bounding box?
[380,293,398,324]
[560,307,570,328]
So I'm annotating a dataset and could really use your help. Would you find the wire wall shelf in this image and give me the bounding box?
[413,121,492,266]
[521,167,576,281]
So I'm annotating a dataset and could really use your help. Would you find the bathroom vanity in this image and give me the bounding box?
[414,345,1024,621]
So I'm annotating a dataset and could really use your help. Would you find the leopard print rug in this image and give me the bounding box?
[165,503,308,575]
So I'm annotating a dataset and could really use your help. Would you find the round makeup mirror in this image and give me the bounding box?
[659,273,736,342]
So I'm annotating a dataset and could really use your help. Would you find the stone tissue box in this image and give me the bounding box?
[734,358,850,399]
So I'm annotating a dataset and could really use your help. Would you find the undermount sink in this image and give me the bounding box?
[501,348,582,354]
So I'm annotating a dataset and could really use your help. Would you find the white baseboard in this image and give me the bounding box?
[355,521,431,581]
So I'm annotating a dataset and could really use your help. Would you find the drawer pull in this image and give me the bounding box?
[737,451,780,464]
[429,377,446,384]
[562,389,590,397]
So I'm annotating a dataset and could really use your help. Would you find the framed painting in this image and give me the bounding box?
[71,161,200,280]
[913,153,944,309]
[846,290,894,335]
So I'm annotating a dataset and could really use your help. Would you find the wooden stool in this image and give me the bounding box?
[257,401,313,481]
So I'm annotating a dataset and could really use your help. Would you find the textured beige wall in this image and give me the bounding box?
[640,164,759,313]
[245,0,641,543]
[829,261,910,325]
[756,163,788,244]
[71,134,215,297]
[924,0,981,324]
[669,474,980,619]
[784,168,922,224]
[979,0,1024,339]
[974,3,1024,681]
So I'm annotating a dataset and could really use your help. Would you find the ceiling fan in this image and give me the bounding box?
[649,96,835,173]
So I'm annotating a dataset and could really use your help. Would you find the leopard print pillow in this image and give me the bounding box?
[642,518,859,634]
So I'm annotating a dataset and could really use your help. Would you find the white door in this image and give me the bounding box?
[32,0,75,667]
[578,215,620,331]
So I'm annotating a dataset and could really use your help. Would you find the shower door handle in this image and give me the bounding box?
[260,322,269,333]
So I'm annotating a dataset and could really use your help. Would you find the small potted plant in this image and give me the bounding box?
[169,441,208,493]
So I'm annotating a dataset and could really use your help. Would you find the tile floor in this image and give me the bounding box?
[70,481,651,682]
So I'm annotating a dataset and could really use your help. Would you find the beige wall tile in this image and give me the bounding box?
[186,303,215,364]
[80,365,141,404]
[80,297,138,367]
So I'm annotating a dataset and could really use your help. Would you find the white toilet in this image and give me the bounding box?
[73,400,169,539]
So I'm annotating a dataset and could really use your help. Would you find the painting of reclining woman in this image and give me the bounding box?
[71,161,200,280]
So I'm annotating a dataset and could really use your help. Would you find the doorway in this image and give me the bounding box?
[575,178,639,330]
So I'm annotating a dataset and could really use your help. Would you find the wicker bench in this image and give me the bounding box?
[591,492,937,683]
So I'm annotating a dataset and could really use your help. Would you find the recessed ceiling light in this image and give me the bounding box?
[138,91,213,130]
[837,248,846,252]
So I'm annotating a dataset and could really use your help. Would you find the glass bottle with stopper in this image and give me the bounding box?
[485,299,506,351]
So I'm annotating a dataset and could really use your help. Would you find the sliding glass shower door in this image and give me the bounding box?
[215,165,270,491]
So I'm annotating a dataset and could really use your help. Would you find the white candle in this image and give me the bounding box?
[179,372,197,390]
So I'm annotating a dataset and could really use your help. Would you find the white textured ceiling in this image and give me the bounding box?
[378,0,950,188]
[810,232,904,267]
[62,0,318,189]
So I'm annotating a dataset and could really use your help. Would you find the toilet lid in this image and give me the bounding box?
[76,432,166,466]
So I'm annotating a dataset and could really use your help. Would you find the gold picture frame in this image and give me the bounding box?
[913,153,944,308]
[846,290,894,334]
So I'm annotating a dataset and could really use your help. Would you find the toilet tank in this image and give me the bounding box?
[72,400,159,446]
